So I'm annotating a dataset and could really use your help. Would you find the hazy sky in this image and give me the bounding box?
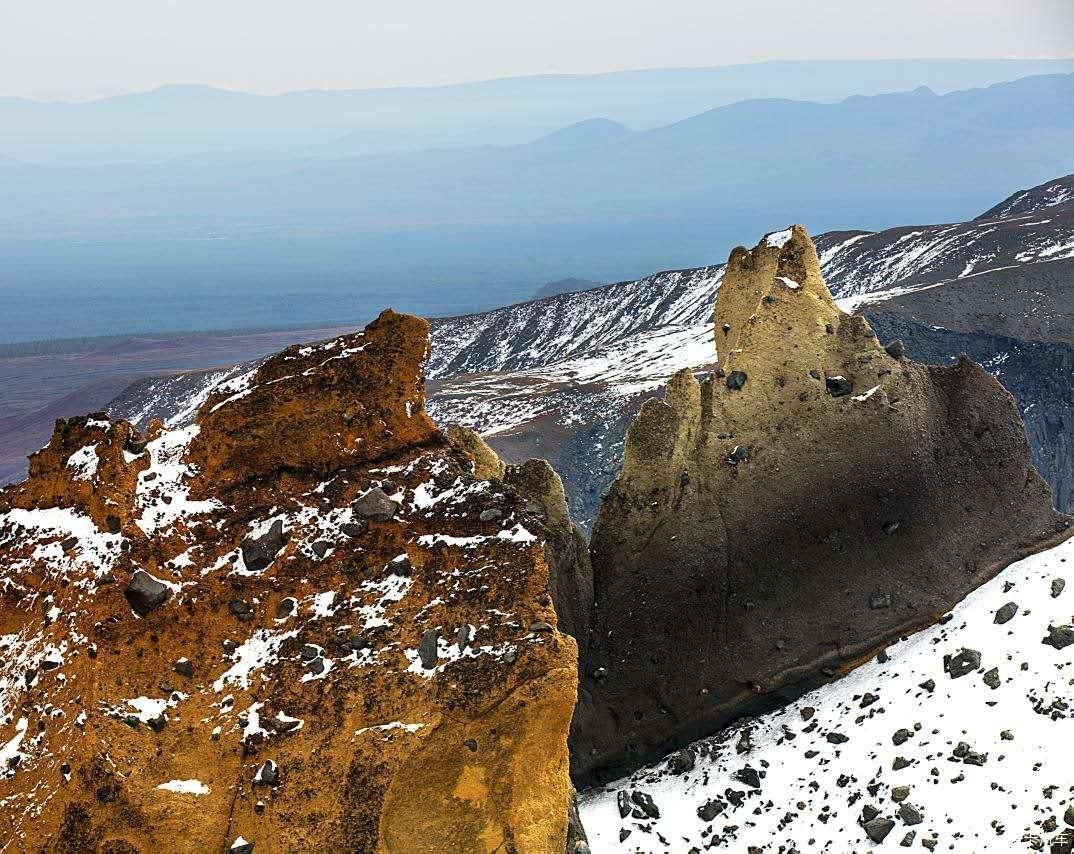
[2,0,1072,101]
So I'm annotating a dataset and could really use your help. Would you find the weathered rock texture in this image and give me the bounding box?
[0,311,579,852]
[572,226,1072,784]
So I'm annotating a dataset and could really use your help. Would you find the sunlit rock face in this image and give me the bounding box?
[0,310,580,853]
[573,226,1070,785]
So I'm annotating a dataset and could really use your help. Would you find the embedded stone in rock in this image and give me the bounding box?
[884,339,905,360]
[229,839,254,854]
[353,488,399,522]
[173,658,194,678]
[726,371,748,391]
[418,628,441,669]
[1043,624,1074,650]
[123,570,168,616]
[864,816,896,843]
[944,648,982,678]
[240,519,287,572]
[726,445,749,465]
[825,375,853,397]
[994,602,1019,624]
[253,760,280,787]
[229,599,254,622]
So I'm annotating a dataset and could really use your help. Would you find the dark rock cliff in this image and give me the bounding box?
[570,227,1071,785]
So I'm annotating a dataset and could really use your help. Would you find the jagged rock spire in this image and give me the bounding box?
[575,226,1070,786]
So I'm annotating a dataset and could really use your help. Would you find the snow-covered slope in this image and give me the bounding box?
[580,534,1074,853]
[427,266,723,378]
[816,196,1074,312]
[976,174,1074,221]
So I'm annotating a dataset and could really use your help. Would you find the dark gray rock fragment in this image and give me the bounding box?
[726,371,748,391]
[825,375,853,397]
[863,816,896,843]
[240,519,288,571]
[353,488,400,522]
[899,803,923,825]
[124,570,169,616]
[418,629,441,669]
[1043,625,1074,650]
[944,648,981,678]
[994,602,1018,624]
[630,791,660,819]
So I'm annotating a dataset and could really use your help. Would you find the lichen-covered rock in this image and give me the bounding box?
[574,226,1071,784]
[0,311,579,852]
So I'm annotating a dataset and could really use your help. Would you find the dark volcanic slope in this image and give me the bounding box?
[815,173,1074,310]
[866,257,1073,346]
[975,173,1074,219]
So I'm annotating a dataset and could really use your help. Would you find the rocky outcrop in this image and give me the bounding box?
[572,226,1071,784]
[0,311,579,852]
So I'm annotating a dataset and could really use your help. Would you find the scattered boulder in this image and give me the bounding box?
[994,602,1019,624]
[944,648,982,678]
[1043,625,1074,651]
[698,799,726,821]
[1052,578,1066,598]
[864,816,896,843]
[899,803,923,825]
[123,570,169,616]
[240,519,288,572]
[630,791,660,820]
[353,488,400,522]
[172,658,194,678]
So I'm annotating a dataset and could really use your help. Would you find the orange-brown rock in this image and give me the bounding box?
[188,309,438,491]
[0,311,578,853]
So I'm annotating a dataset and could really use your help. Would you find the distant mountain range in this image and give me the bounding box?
[5,59,1074,164]
[3,73,1073,345]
